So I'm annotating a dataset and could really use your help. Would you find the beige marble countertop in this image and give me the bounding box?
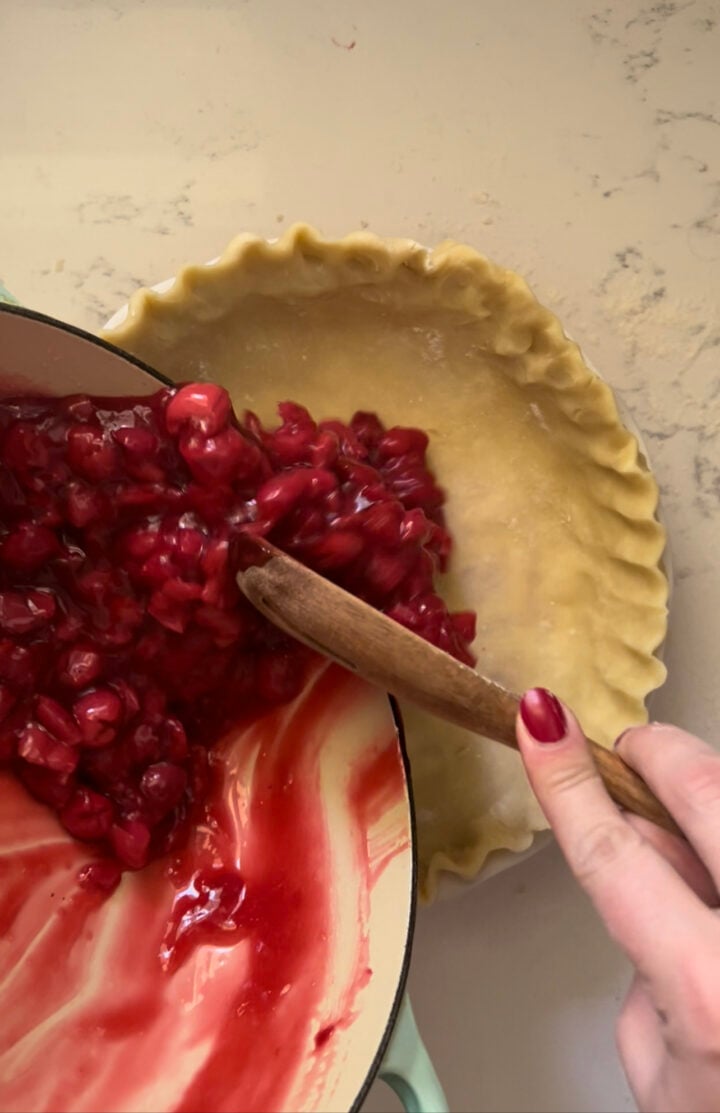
[2,1,719,1110]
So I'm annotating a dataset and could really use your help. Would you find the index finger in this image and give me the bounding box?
[516,689,715,990]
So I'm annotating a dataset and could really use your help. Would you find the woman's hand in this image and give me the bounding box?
[516,688,720,1113]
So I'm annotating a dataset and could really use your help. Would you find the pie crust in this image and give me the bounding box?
[102,225,668,899]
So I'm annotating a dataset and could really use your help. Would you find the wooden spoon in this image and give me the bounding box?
[236,535,679,836]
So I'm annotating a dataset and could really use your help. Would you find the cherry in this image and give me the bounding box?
[58,645,103,689]
[61,787,114,840]
[1,523,59,570]
[165,383,231,437]
[18,723,79,775]
[111,818,151,870]
[35,695,81,744]
[0,590,56,635]
[140,762,188,812]
[78,859,122,894]
[73,689,123,745]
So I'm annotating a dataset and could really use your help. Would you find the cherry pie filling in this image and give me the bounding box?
[0,382,476,897]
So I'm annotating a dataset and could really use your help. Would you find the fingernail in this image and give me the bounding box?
[520,688,567,743]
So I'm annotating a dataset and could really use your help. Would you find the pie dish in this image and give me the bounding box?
[102,225,669,899]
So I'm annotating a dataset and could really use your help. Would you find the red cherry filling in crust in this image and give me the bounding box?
[0,383,476,889]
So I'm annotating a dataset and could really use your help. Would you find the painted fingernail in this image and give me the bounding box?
[520,688,567,743]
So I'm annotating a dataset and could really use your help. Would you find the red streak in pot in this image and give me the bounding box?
[0,666,408,1113]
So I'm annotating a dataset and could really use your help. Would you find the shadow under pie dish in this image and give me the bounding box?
[102,224,669,900]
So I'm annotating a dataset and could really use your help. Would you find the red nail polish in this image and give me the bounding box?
[520,688,566,743]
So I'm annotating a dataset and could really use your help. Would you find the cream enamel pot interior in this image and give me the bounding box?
[0,302,444,1113]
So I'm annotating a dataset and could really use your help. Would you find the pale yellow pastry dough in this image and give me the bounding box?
[102,226,668,899]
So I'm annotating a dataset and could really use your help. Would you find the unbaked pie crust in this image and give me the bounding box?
[102,225,668,899]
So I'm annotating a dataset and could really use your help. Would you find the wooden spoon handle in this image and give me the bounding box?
[237,539,680,837]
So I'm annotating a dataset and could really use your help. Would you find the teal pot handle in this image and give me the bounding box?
[0,282,19,305]
[379,995,448,1113]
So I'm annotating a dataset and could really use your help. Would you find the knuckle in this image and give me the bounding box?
[543,759,598,799]
[571,819,643,886]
